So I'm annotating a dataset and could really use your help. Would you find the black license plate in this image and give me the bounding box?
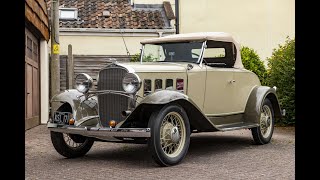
[53,112,72,124]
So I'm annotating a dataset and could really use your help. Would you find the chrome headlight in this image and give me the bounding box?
[122,73,141,93]
[75,73,93,94]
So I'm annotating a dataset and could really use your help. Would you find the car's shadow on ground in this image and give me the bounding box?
[56,133,255,168]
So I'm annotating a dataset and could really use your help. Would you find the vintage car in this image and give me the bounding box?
[47,32,284,166]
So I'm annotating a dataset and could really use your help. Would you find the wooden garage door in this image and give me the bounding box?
[25,28,40,130]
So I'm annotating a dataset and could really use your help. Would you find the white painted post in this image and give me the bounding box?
[40,40,49,124]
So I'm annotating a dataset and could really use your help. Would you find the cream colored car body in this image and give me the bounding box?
[127,62,260,116]
[47,32,284,167]
[49,32,282,135]
[117,59,262,130]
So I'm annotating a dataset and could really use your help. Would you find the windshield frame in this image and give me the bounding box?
[140,41,206,64]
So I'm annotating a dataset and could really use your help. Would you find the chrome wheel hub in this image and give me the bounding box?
[171,126,180,143]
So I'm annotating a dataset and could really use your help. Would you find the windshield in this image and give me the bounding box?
[141,42,203,63]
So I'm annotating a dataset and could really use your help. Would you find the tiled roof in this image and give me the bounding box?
[47,0,171,29]
[163,1,175,20]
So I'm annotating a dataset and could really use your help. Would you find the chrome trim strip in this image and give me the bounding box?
[83,90,143,102]
[48,124,151,138]
[74,115,99,126]
[206,111,244,117]
[216,123,259,131]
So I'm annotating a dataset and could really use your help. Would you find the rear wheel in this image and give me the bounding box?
[50,131,94,158]
[148,104,190,166]
[251,98,275,144]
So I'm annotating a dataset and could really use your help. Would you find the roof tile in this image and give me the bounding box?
[47,0,166,29]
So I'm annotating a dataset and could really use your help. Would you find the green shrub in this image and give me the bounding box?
[130,53,140,62]
[240,46,267,85]
[130,52,157,62]
[266,37,295,125]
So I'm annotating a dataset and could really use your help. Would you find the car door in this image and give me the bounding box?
[203,67,236,115]
[186,64,207,111]
[201,41,240,121]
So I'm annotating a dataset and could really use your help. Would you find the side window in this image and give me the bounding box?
[203,48,225,58]
[203,41,236,68]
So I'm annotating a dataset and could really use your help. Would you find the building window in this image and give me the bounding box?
[59,8,78,20]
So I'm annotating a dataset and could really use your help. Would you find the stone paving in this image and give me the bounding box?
[26,125,295,180]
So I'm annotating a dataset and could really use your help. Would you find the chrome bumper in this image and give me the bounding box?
[47,122,151,138]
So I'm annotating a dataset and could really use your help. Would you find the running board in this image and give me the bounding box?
[216,122,259,131]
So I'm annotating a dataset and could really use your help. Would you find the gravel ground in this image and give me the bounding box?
[25,125,295,180]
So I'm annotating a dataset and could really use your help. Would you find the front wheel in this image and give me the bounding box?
[251,98,275,144]
[148,104,191,166]
[50,131,94,158]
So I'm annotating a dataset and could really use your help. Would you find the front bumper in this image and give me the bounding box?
[47,122,151,138]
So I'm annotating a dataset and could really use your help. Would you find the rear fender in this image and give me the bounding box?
[244,86,282,124]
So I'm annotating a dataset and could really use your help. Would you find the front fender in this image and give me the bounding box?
[244,86,282,124]
[120,90,219,131]
[139,90,189,104]
[51,89,98,121]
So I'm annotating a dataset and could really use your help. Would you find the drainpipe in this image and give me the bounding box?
[175,0,179,34]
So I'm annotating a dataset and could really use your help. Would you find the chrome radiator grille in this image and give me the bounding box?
[97,67,128,127]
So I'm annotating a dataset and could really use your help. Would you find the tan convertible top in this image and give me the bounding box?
[140,32,244,69]
[140,32,235,44]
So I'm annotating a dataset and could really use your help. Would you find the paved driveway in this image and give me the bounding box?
[26,125,295,180]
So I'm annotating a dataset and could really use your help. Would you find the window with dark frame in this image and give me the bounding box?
[203,41,236,68]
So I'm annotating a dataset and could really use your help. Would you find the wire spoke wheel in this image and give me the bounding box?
[260,105,273,139]
[51,131,94,158]
[160,112,186,158]
[148,104,190,166]
[62,133,86,149]
[251,98,275,145]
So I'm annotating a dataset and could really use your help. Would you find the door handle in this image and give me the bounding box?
[27,92,30,94]
[229,80,236,83]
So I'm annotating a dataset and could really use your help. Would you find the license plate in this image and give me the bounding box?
[53,112,72,124]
